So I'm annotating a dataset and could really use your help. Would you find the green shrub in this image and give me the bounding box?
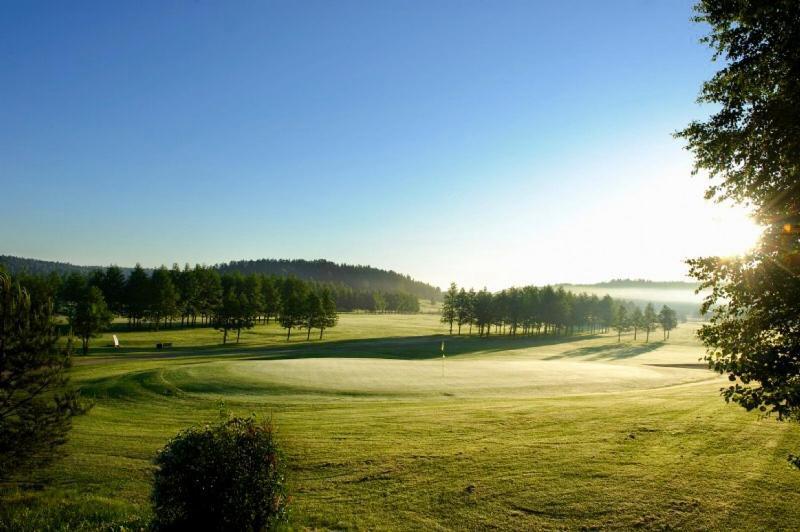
[151,416,288,531]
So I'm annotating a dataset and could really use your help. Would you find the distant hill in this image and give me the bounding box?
[557,279,704,319]
[0,255,140,276]
[217,259,441,301]
[0,255,441,301]
[587,279,701,290]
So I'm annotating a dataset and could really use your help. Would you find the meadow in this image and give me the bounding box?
[2,313,799,530]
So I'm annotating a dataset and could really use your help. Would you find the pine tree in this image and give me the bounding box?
[279,278,308,341]
[614,305,628,342]
[318,288,338,340]
[658,305,677,340]
[150,266,179,330]
[0,272,86,479]
[631,306,643,341]
[440,282,458,334]
[100,265,126,316]
[643,303,658,343]
[70,286,113,355]
[125,264,150,329]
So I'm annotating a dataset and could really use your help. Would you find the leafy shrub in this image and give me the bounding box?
[151,416,288,531]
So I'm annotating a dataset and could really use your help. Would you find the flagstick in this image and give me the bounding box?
[441,340,445,378]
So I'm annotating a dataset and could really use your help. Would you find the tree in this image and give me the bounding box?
[441,282,457,334]
[317,288,338,339]
[598,295,615,333]
[455,287,471,335]
[150,266,179,330]
[466,288,477,335]
[372,291,386,313]
[196,267,222,326]
[99,265,126,316]
[60,271,86,319]
[70,286,113,355]
[260,277,280,324]
[279,277,308,341]
[176,263,199,327]
[473,288,493,337]
[658,305,678,340]
[642,303,658,343]
[677,0,800,466]
[614,305,629,342]
[630,306,643,341]
[235,274,261,342]
[0,272,85,478]
[303,291,323,341]
[216,287,239,345]
[125,264,150,329]
[152,416,288,531]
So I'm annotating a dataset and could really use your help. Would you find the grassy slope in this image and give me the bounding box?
[2,315,799,530]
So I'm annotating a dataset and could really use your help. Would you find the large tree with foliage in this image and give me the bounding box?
[150,266,179,330]
[125,264,150,328]
[279,277,308,341]
[99,265,126,316]
[70,286,113,355]
[440,283,457,334]
[317,288,338,339]
[614,305,629,342]
[642,303,658,343]
[658,305,678,340]
[0,272,85,478]
[677,0,800,466]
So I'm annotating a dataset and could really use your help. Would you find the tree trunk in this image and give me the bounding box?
[319,328,324,340]
[287,326,291,341]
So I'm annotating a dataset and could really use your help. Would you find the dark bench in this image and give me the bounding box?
[156,342,173,349]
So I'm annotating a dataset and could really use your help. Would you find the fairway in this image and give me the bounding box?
[3,313,799,530]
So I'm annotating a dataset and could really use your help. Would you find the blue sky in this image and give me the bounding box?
[0,1,759,290]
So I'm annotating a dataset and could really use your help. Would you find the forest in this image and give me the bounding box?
[1,262,422,348]
[440,283,678,342]
[0,255,440,303]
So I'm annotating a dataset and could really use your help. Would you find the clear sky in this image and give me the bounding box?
[0,1,760,291]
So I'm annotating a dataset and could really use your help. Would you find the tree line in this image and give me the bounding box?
[440,283,678,342]
[4,264,357,350]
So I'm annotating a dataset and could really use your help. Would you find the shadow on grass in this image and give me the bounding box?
[545,341,664,361]
[76,331,602,365]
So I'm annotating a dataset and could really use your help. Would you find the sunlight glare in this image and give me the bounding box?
[704,205,762,257]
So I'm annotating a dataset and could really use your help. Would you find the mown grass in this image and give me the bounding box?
[2,315,799,530]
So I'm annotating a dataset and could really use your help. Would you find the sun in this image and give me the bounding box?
[706,206,762,257]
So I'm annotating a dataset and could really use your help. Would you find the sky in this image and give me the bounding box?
[0,1,761,291]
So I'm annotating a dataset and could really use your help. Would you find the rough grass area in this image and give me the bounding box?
[2,315,799,530]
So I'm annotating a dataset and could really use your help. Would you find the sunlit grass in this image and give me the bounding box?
[3,315,799,530]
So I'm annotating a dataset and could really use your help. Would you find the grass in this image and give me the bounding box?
[2,314,799,530]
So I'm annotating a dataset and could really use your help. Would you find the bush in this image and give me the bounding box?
[151,416,288,531]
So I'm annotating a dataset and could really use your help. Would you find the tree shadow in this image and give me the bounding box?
[544,341,664,361]
[76,331,602,364]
